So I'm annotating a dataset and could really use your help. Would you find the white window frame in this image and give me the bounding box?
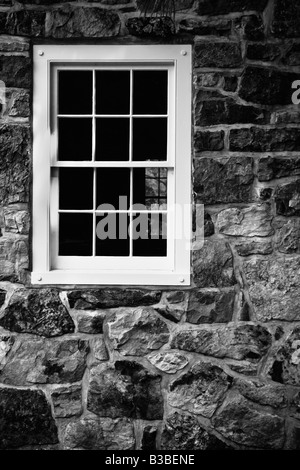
[32,44,192,286]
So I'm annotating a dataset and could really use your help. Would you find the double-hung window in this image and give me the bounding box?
[32,45,191,285]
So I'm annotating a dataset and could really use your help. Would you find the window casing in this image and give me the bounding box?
[32,45,191,285]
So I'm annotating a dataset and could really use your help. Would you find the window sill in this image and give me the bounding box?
[31,270,191,286]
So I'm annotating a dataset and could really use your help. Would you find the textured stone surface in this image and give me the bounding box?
[8,90,30,117]
[87,361,163,420]
[230,127,300,152]
[77,310,106,334]
[193,239,236,288]
[126,17,174,37]
[258,157,300,181]
[3,207,29,234]
[272,0,300,38]
[0,124,30,204]
[247,43,281,61]
[234,239,273,256]
[0,289,6,308]
[0,334,14,370]
[147,351,189,374]
[51,384,82,418]
[204,212,215,237]
[194,42,242,68]
[0,288,75,337]
[179,18,231,36]
[239,67,298,105]
[212,392,285,449]
[269,327,300,386]
[68,289,161,310]
[0,56,31,88]
[90,336,109,362]
[186,289,235,324]
[194,157,254,204]
[155,305,184,323]
[194,130,224,152]
[0,10,45,36]
[275,180,300,217]
[283,44,300,66]
[63,417,135,450]
[234,378,287,408]
[196,99,268,126]
[141,425,157,450]
[244,257,300,321]
[216,204,273,237]
[0,388,58,449]
[46,6,120,38]
[273,109,300,124]
[227,361,258,376]
[197,0,268,15]
[172,324,272,361]
[0,235,29,282]
[234,15,265,40]
[273,218,300,254]
[161,412,230,450]
[0,337,89,385]
[169,362,231,417]
[107,307,169,356]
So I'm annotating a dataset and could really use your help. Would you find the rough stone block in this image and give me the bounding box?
[269,327,300,386]
[0,56,30,88]
[0,10,45,36]
[186,289,235,324]
[0,388,58,449]
[258,157,300,181]
[169,362,232,417]
[194,41,242,68]
[51,384,82,418]
[234,377,287,408]
[283,44,300,66]
[0,288,75,337]
[87,361,164,420]
[171,323,272,361]
[107,307,169,356]
[3,207,30,234]
[67,289,161,310]
[194,130,224,152]
[141,425,157,450]
[272,0,300,38]
[244,257,300,321]
[230,127,300,152]
[275,180,300,216]
[77,310,106,334]
[0,235,29,282]
[273,218,300,254]
[234,15,265,40]
[234,239,273,256]
[247,43,281,61]
[216,204,273,237]
[194,157,254,204]
[147,351,189,374]
[126,17,175,37]
[178,18,231,36]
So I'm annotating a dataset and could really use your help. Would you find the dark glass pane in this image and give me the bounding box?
[96,71,130,115]
[133,71,167,115]
[96,118,129,161]
[96,213,129,256]
[59,168,93,210]
[133,168,167,209]
[58,118,92,161]
[96,168,130,210]
[132,213,167,256]
[58,71,92,115]
[59,213,92,256]
[132,118,167,161]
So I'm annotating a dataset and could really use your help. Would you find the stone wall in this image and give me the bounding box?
[0,0,300,450]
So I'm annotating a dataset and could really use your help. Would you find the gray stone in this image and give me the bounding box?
[195,41,242,68]
[234,15,265,40]
[230,127,300,152]
[239,67,298,105]
[194,130,224,152]
[283,44,300,66]
[197,0,268,15]
[63,417,135,450]
[216,204,273,237]
[196,99,268,127]
[0,124,30,204]
[90,336,109,363]
[212,392,285,449]
[166,291,185,304]
[0,10,45,36]
[51,384,82,418]
[126,17,175,37]
[273,218,300,254]
[0,334,14,370]
[234,240,273,256]
[161,412,230,450]
[148,351,189,374]
[8,90,30,117]
[0,235,29,282]
[234,377,287,408]
[0,337,89,385]
[179,18,231,36]
[275,180,300,217]
[195,72,221,88]
[0,36,29,52]
[46,6,121,38]
[273,109,300,124]
[107,307,169,356]
[194,157,254,204]
[3,207,29,234]
[87,361,163,420]
[272,0,300,38]
[193,239,236,288]
[68,288,161,310]
[171,324,272,361]
[247,43,281,61]
[244,257,300,321]
[269,327,300,386]
[226,361,258,376]
[223,75,238,92]
[155,305,184,323]
[0,289,6,308]
[77,310,106,334]
[169,362,231,417]
[141,425,157,450]
[0,388,58,449]
[186,289,235,324]
[258,157,300,181]
[0,56,31,88]
[0,288,75,337]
